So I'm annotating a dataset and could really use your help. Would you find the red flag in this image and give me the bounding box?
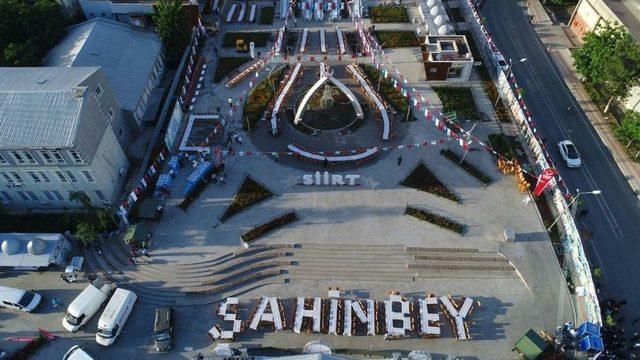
[533,168,557,197]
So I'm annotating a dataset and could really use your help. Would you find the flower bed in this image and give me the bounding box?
[241,211,298,244]
[487,133,515,160]
[222,32,270,47]
[400,162,460,202]
[432,86,480,120]
[243,67,286,130]
[369,5,409,23]
[405,207,465,234]
[259,6,274,24]
[440,149,493,185]
[219,176,275,222]
[374,30,419,48]
[213,56,251,83]
[358,64,411,118]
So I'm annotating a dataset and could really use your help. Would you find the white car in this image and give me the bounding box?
[0,286,42,313]
[63,345,96,360]
[558,140,582,168]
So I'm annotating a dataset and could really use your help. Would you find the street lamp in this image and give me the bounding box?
[546,188,601,231]
[494,57,528,108]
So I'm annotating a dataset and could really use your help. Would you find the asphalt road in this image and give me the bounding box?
[481,0,640,333]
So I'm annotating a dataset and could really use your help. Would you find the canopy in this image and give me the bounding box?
[138,198,160,220]
[577,321,601,338]
[579,335,604,352]
[123,224,150,245]
[513,329,549,360]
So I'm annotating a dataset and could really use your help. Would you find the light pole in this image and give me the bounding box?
[546,188,602,231]
[494,57,528,108]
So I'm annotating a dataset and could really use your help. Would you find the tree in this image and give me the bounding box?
[573,22,640,112]
[615,111,640,145]
[153,0,190,68]
[0,0,67,66]
[75,221,98,247]
[69,191,93,210]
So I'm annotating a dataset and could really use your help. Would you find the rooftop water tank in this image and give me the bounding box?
[434,14,444,26]
[27,239,47,256]
[1,239,21,256]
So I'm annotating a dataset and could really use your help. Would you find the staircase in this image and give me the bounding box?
[85,240,517,306]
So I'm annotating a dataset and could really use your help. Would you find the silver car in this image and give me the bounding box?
[558,140,582,168]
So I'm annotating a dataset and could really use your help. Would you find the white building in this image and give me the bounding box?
[43,18,165,129]
[0,233,72,269]
[0,67,130,210]
[79,0,199,27]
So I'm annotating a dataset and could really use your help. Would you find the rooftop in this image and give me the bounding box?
[43,18,162,112]
[425,34,473,62]
[0,67,100,149]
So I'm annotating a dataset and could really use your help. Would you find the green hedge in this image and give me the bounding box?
[241,211,298,243]
[405,207,465,234]
[369,5,409,23]
[487,133,515,160]
[358,64,410,117]
[432,86,479,120]
[213,56,251,83]
[259,6,274,24]
[374,30,419,48]
[222,32,270,47]
[219,176,275,222]
[440,149,492,185]
[243,67,286,130]
[400,162,460,202]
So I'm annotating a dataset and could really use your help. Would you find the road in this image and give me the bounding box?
[481,0,640,332]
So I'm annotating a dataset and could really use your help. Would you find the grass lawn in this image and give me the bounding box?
[243,67,286,130]
[405,206,465,234]
[222,32,270,47]
[432,86,480,120]
[213,56,251,83]
[259,6,274,24]
[219,176,275,222]
[369,5,409,23]
[358,64,410,117]
[400,162,460,202]
[374,30,419,48]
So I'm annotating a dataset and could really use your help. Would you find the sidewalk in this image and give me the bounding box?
[528,0,640,199]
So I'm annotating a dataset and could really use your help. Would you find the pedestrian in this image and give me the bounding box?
[210,173,217,183]
[397,156,403,166]
[228,98,234,106]
[141,248,150,258]
[219,174,226,185]
[237,136,243,145]
[51,298,61,308]
[128,256,136,265]
[169,169,175,178]
[323,157,329,168]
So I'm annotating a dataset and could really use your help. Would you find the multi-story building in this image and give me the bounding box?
[569,0,640,111]
[43,18,165,131]
[78,0,200,28]
[0,67,130,210]
[422,35,474,81]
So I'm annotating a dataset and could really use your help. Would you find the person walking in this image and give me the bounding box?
[219,174,226,185]
[397,156,403,166]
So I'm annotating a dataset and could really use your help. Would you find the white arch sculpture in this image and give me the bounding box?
[294,67,364,125]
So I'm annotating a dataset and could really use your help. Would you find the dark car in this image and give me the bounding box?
[154,307,174,352]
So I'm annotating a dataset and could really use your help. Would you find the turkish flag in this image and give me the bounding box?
[533,168,557,196]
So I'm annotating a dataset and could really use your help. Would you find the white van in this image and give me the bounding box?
[62,345,96,360]
[96,288,137,346]
[0,286,42,312]
[63,279,112,332]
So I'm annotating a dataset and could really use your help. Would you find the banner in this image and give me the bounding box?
[533,168,557,197]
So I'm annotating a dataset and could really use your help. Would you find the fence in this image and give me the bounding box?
[458,0,602,325]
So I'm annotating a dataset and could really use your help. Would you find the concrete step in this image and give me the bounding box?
[407,263,515,271]
[198,261,291,286]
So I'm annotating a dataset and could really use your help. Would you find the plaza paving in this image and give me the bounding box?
[0,1,575,359]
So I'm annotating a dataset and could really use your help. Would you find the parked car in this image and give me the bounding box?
[63,278,113,332]
[0,286,42,312]
[63,345,96,360]
[558,140,582,168]
[96,288,137,346]
[154,307,174,351]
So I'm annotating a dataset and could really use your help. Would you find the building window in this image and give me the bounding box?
[42,191,54,201]
[1,173,13,184]
[39,172,51,182]
[82,171,95,182]
[0,191,13,202]
[68,150,84,164]
[55,171,68,182]
[27,172,41,183]
[39,151,54,165]
[22,151,37,164]
[16,191,28,201]
[95,84,103,97]
[65,171,78,182]
[26,191,39,201]
[95,190,106,201]
[11,172,23,183]
[51,150,66,164]
[10,151,25,164]
[0,154,8,165]
[108,108,115,122]
[52,190,64,201]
